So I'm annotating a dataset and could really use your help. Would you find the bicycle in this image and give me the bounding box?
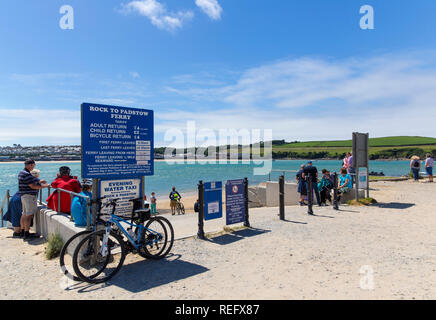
[63,198,174,283]
[59,196,107,282]
[175,199,185,215]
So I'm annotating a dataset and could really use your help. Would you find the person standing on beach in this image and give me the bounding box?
[150,192,157,216]
[296,164,307,206]
[425,153,434,183]
[18,159,49,240]
[410,156,421,181]
[169,187,182,215]
[302,161,321,206]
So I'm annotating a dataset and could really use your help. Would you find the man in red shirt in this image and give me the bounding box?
[46,166,81,214]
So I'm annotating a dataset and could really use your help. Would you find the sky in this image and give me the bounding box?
[0,0,436,147]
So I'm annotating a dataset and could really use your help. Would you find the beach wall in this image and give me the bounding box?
[34,207,88,254]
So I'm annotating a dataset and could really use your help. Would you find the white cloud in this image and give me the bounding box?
[162,52,436,141]
[120,0,194,32]
[195,0,222,20]
[0,109,80,143]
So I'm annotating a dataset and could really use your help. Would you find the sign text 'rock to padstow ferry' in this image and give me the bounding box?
[81,103,154,179]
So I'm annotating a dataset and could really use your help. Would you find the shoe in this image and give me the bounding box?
[23,232,40,241]
[13,231,24,238]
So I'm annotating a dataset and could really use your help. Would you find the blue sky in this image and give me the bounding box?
[1,0,436,146]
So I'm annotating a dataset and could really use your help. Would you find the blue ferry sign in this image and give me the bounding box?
[81,103,154,179]
[204,181,223,221]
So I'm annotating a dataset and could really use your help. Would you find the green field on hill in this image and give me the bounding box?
[272,136,436,160]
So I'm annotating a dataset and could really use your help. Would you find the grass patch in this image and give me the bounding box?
[45,232,64,260]
[347,197,378,206]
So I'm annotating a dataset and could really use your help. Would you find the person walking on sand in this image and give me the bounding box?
[18,159,49,240]
[150,192,157,215]
[410,155,421,181]
[425,153,434,182]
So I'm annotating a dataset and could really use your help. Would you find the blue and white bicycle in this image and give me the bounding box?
[71,198,174,283]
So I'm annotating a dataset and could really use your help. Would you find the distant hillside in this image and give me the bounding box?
[276,136,436,149]
[273,136,436,160]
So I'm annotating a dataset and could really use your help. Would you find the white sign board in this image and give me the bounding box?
[99,179,141,216]
[358,169,368,190]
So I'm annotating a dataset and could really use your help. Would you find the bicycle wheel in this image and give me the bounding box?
[59,230,92,282]
[180,203,185,215]
[154,216,175,258]
[72,229,126,284]
[138,217,168,260]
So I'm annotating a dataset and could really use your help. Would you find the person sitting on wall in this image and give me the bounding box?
[337,168,353,202]
[318,169,334,206]
[46,166,81,214]
[71,179,93,227]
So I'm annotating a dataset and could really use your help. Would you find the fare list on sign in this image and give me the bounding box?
[82,103,154,178]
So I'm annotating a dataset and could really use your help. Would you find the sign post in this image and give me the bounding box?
[225,179,246,226]
[81,103,154,179]
[204,181,223,221]
[81,103,154,226]
[352,132,370,201]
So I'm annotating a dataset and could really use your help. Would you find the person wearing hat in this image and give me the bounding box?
[46,166,81,213]
[71,179,93,227]
[302,160,321,207]
[410,156,421,181]
[425,153,434,183]
[17,159,50,240]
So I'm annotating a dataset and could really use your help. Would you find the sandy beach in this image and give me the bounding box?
[1,179,436,300]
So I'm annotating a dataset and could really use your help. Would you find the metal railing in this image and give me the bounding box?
[0,190,11,228]
[44,187,92,229]
[1,187,91,229]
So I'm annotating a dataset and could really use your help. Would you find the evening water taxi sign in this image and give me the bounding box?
[81,103,154,179]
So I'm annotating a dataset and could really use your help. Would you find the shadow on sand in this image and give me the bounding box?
[374,202,415,210]
[206,227,271,246]
[72,253,209,294]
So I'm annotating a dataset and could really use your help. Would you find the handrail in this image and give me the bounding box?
[0,190,10,228]
[44,187,91,229]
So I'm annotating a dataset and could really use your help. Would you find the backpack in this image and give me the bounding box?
[413,160,420,168]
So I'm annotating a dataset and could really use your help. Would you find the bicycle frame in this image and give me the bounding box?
[107,214,162,251]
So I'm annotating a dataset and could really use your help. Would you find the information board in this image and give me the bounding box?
[358,168,368,190]
[81,103,154,179]
[99,179,142,216]
[225,179,246,225]
[204,181,223,221]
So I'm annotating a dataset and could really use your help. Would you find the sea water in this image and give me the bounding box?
[0,160,411,202]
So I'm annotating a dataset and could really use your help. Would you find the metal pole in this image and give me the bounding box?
[91,179,99,227]
[355,168,360,202]
[333,172,339,210]
[197,180,205,239]
[308,173,314,215]
[141,176,145,209]
[69,193,73,221]
[57,189,61,213]
[244,177,250,227]
[279,175,285,220]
